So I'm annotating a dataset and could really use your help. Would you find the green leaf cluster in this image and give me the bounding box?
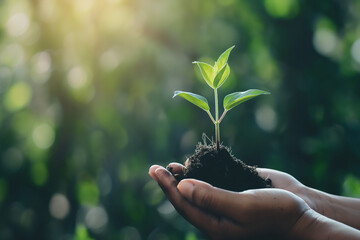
[173,46,270,148]
[193,45,233,89]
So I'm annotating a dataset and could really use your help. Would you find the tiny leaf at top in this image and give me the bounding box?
[215,45,235,72]
[213,63,230,89]
[193,61,215,88]
[173,91,210,111]
[223,89,270,111]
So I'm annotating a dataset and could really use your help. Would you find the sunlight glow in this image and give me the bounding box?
[32,123,55,149]
[255,105,277,132]
[39,0,56,21]
[85,206,108,232]
[33,52,51,74]
[100,48,121,71]
[313,29,338,56]
[351,38,360,64]
[6,13,30,37]
[31,51,52,83]
[49,193,70,219]
[74,0,96,14]
[67,66,88,89]
[4,82,32,112]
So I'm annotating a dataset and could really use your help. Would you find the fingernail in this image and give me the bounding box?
[149,165,159,175]
[148,166,154,175]
[178,181,194,200]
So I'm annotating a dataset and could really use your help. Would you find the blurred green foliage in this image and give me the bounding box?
[74,225,94,240]
[343,175,360,198]
[0,0,360,239]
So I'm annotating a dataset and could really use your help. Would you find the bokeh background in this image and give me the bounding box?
[0,0,360,239]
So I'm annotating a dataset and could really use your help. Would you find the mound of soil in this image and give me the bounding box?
[169,143,271,192]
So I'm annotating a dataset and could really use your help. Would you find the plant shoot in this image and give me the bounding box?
[173,46,270,150]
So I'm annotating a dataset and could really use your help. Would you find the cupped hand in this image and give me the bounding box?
[167,163,319,213]
[257,168,319,213]
[149,164,312,240]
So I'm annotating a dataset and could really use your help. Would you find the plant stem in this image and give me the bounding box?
[218,110,227,124]
[214,88,220,150]
[215,122,220,150]
[207,110,216,124]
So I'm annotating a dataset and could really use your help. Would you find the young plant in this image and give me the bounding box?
[173,46,270,150]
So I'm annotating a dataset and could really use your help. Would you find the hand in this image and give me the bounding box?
[167,163,317,211]
[149,164,312,239]
[256,168,318,211]
[258,168,360,230]
[160,163,360,235]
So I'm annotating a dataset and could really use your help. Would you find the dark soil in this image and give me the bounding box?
[169,143,272,192]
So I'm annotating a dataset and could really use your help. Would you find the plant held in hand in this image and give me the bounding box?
[173,46,270,150]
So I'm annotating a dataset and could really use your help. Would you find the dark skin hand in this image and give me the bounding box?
[173,162,360,230]
[149,163,360,240]
[257,168,360,230]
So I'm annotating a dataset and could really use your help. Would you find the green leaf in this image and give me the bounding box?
[173,91,210,111]
[193,61,215,88]
[215,45,235,72]
[213,63,230,88]
[223,89,270,111]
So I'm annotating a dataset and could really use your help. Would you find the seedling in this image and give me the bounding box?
[173,46,270,150]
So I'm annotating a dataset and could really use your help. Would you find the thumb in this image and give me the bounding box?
[177,179,212,202]
[177,179,248,220]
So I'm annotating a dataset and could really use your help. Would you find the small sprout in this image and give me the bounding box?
[173,46,270,150]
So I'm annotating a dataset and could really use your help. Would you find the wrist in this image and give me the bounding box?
[299,185,360,230]
[290,208,360,240]
[303,186,339,219]
[295,185,324,214]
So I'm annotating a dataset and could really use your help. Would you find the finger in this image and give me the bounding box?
[256,168,271,179]
[178,178,258,222]
[154,167,243,237]
[179,178,308,228]
[185,158,189,167]
[155,167,214,221]
[149,165,162,182]
[257,168,285,181]
[257,168,301,189]
[166,162,185,175]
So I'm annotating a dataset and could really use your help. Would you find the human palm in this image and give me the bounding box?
[152,164,311,239]
[151,163,360,239]
[169,163,320,211]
